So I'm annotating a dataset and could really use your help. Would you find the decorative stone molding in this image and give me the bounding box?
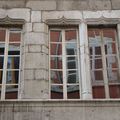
[86,16,120,25]
[46,16,81,25]
[0,16,25,25]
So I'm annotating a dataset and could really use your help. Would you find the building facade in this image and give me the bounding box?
[0,0,120,120]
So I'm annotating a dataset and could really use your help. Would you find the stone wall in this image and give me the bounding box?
[0,100,120,120]
[0,0,120,10]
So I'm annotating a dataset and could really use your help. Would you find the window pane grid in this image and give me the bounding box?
[0,28,21,100]
[89,27,120,99]
[50,29,80,99]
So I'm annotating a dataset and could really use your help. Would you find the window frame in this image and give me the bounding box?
[0,27,22,100]
[88,26,120,99]
[49,27,81,99]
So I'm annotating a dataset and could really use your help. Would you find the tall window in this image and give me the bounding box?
[0,28,21,99]
[88,26,120,98]
[50,28,80,99]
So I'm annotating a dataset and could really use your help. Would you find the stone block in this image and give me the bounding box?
[26,1,56,10]
[25,53,48,69]
[8,8,30,22]
[35,69,48,80]
[24,69,34,80]
[88,0,111,10]
[23,23,32,32]
[28,45,41,53]
[0,1,25,9]
[0,9,6,18]
[33,23,48,33]
[24,80,49,99]
[24,32,48,45]
[31,11,41,22]
[111,0,120,9]
[42,11,82,22]
[41,45,49,54]
[57,1,89,10]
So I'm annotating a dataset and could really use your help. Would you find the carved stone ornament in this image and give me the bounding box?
[0,16,25,25]
[46,16,81,25]
[86,16,120,25]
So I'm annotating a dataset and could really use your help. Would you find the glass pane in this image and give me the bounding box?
[106,56,118,69]
[67,85,80,99]
[67,70,79,83]
[0,86,1,99]
[91,70,103,81]
[50,31,62,42]
[92,86,105,98]
[0,57,4,69]
[50,43,62,55]
[8,43,20,55]
[105,43,117,54]
[51,85,63,99]
[95,46,101,55]
[107,69,120,82]
[0,30,5,42]
[50,57,62,69]
[65,30,77,42]
[66,43,77,55]
[109,85,120,98]
[0,70,3,84]
[9,32,21,42]
[95,58,103,69]
[5,85,18,99]
[66,57,77,69]
[0,44,5,55]
[6,71,19,84]
[103,28,116,42]
[91,58,103,69]
[51,71,63,84]
[7,57,20,69]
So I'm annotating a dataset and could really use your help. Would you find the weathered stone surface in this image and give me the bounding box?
[25,53,48,69]
[33,23,48,33]
[24,80,49,99]
[35,69,48,80]
[88,0,111,10]
[23,23,32,32]
[28,45,41,53]
[111,0,120,9]
[42,11,82,22]
[31,11,41,22]
[0,0,25,8]
[24,69,34,80]
[8,8,30,22]
[26,1,56,10]
[24,32,48,45]
[0,8,30,21]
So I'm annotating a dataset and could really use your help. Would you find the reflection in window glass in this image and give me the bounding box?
[0,30,5,42]
[9,32,21,42]
[7,57,19,69]
[67,70,78,83]
[67,85,80,99]
[50,31,62,42]
[50,43,62,55]
[65,30,76,42]
[51,85,63,99]
[5,85,18,99]
[51,71,63,84]
[0,71,3,84]
[6,71,19,84]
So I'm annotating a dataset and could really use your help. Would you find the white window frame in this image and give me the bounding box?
[88,26,120,98]
[49,28,81,99]
[0,28,22,100]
